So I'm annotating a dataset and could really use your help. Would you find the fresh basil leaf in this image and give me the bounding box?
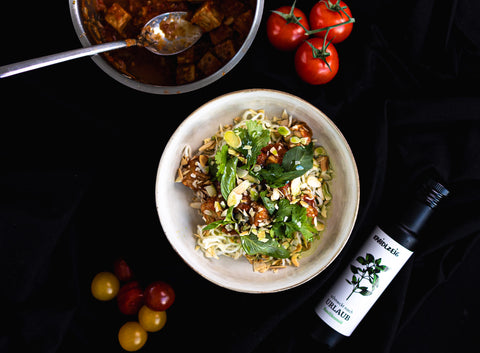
[220,156,238,200]
[240,233,290,259]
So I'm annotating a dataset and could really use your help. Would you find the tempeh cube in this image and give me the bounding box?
[209,24,234,45]
[105,3,132,33]
[176,64,196,84]
[213,40,236,62]
[233,9,253,38]
[197,51,222,76]
[191,1,224,32]
[218,0,247,17]
[177,46,196,65]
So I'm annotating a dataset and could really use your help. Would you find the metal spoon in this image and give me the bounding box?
[0,12,202,78]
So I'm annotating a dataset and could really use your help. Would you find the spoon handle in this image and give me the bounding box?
[0,40,130,78]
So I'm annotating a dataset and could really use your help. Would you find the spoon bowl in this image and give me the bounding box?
[0,11,202,78]
[141,12,203,56]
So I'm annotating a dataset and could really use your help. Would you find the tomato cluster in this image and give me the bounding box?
[266,0,354,85]
[91,258,175,351]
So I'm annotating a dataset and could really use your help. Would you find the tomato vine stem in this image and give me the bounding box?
[289,0,355,37]
[305,28,334,71]
[271,0,305,25]
[306,17,355,36]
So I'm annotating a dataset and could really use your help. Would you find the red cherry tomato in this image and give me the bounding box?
[117,281,144,315]
[309,0,353,43]
[144,281,175,311]
[114,258,134,282]
[294,37,339,85]
[266,5,310,51]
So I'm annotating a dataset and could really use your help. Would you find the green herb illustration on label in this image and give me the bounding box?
[346,253,388,300]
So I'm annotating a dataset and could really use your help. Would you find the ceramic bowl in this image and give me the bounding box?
[155,89,359,293]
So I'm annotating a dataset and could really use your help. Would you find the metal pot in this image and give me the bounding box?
[69,0,264,94]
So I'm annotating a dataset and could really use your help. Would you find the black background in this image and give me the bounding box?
[1,1,479,352]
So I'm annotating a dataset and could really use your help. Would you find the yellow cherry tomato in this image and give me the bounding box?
[118,322,147,352]
[138,305,167,332]
[91,271,120,301]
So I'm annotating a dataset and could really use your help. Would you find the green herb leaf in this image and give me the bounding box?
[208,157,219,180]
[272,199,317,241]
[236,120,270,170]
[281,142,314,172]
[258,143,314,187]
[259,190,277,215]
[214,145,228,179]
[240,233,290,259]
[220,156,238,200]
[203,206,236,231]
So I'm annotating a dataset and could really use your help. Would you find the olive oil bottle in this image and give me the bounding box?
[309,178,450,348]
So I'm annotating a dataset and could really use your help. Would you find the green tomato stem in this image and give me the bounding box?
[272,0,355,39]
[306,17,355,36]
[305,0,355,36]
[305,33,334,72]
[271,0,303,25]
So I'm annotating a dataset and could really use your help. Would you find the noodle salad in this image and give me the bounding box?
[176,109,333,272]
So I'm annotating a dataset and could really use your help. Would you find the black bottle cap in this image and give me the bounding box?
[399,179,450,236]
[419,179,450,208]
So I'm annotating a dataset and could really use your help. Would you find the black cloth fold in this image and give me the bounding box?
[0,171,90,353]
[1,1,479,353]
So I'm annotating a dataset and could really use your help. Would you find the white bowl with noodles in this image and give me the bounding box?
[155,89,359,293]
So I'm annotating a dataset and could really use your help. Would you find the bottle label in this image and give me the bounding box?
[315,226,413,336]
